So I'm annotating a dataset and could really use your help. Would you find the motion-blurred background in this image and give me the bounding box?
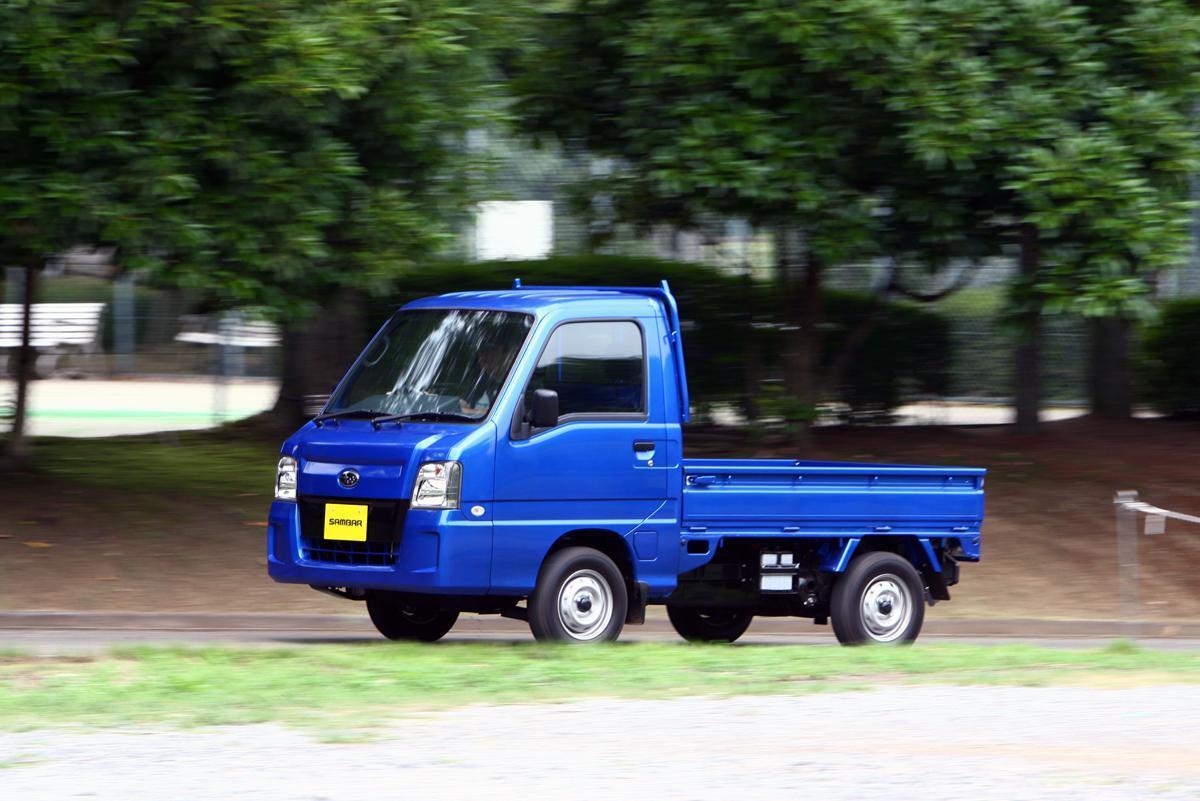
[6,4,1200,800]
[2,3,1199,627]
[4,0,1200,626]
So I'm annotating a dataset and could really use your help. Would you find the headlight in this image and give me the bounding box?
[275,456,298,501]
[411,461,461,509]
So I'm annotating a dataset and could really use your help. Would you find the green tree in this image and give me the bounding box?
[516,1,936,444]
[888,0,1200,426]
[516,0,1200,433]
[1,1,508,458]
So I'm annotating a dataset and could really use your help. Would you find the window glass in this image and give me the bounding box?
[329,309,531,420]
[530,321,645,416]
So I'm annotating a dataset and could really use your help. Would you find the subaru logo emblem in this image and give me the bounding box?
[338,469,360,489]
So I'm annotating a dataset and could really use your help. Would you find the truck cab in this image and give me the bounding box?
[267,282,985,644]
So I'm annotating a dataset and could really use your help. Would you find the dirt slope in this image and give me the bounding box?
[2,417,1198,619]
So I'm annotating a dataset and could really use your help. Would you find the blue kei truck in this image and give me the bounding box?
[268,282,985,644]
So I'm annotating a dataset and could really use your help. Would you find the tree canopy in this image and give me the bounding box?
[518,0,1200,308]
[1,0,514,454]
[1,0,510,312]
[514,0,1200,430]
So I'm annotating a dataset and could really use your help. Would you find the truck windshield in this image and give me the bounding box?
[327,309,533,422]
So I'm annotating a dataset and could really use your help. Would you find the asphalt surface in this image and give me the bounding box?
[4,687,1199,800]
[3,611,1199,653]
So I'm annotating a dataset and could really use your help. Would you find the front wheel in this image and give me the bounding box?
[830,551,924,645]
[529,547,627,642]
[366,593,459,642]
[666,606,753,643]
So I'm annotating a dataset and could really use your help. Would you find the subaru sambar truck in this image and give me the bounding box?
[267,282,985,644]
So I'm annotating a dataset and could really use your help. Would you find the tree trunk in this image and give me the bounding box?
[6,263,39,464]
[776,227,822,451]
[1088,316,1132,418]
[271,324,306,428]
[271,291,368,430]
[1014,224,1041,433]
[740,270,760,423]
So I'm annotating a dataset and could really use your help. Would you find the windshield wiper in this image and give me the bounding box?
[312,409,387,427]
[370,411,475,429]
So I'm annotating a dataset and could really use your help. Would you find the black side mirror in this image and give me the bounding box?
[530,389,559,429]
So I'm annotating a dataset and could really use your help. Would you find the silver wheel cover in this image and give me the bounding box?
[556,568,614,641]
[859,573,913,643]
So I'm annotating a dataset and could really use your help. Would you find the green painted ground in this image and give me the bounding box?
[28,410,260,420]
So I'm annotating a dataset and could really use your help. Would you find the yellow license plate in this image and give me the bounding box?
[323,503,368,542]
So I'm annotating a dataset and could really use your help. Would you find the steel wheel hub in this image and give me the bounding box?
[860,573,913,643]
[557,569,613,641]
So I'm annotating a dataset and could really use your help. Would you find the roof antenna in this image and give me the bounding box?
[512,278,522,289]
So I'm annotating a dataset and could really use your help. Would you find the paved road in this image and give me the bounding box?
[3,612,1198,654]
[3,686,1199,800]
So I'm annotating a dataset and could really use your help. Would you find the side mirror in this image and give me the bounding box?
[530,389,559,429]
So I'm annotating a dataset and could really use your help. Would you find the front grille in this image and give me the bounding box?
[297,495,407,567]
[300,538,398,567]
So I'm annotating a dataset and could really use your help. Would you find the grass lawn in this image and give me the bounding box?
[1,641,1197,731]
[29,430,278,498]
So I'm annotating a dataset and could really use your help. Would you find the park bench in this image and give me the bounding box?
[0,302,106,377]
[175,315,281,379]
[174,317,280,349]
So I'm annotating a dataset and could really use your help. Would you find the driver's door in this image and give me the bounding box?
[490,318,670,592]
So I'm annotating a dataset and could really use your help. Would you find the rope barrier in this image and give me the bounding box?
[1114,490,1200,535]
[1112,490,1199,627]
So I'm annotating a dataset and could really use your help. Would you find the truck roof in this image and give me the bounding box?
[402,280,692,422]
[402,287,662,315]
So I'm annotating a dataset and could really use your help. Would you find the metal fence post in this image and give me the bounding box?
[4,266,23,304]
[1113,490,1140,634]
[113,274,136,374]
[212,313,232,426]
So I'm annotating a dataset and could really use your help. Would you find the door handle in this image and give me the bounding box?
[633,441,656,453]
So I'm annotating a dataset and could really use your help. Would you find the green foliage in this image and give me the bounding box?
[0,0,515,315]
[1141,299,1200,416]
[373,256,950,417]
[516,0,1200,315]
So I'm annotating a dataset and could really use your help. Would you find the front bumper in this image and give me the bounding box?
[266,500,493,594]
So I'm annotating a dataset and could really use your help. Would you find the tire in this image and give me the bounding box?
[666,606,753,643]
[528,547,627,643]
[830,551,925,645]
[366,592,459,642]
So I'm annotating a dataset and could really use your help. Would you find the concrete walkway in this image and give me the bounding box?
[1,377,278,436]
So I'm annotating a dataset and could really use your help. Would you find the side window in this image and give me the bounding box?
[530,321,645,417]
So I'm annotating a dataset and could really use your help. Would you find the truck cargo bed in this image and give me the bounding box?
[681,458,985,541]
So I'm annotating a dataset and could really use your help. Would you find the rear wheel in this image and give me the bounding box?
[830,551,924,645]
[529,547,627,643]
[366,593,459,642]
[666,606,753,643]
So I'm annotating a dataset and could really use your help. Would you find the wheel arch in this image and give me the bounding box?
[542,528,646,624]
[543,528,636,583]
[847,536,949,602]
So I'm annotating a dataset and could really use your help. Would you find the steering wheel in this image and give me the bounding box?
[418,381,463,396]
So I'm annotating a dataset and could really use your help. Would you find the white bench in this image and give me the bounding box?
[0,302,105,376]
[175,319,280,349]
